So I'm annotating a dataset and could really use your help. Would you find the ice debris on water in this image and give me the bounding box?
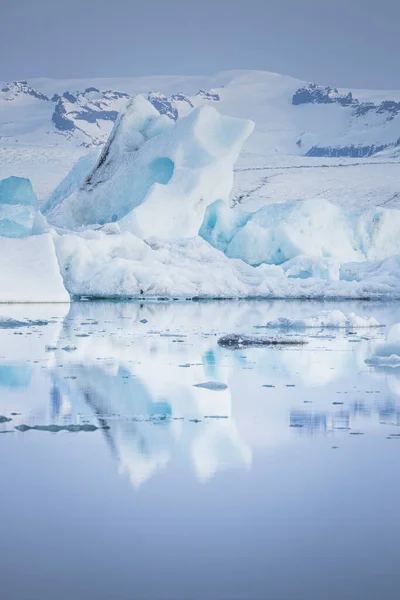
[193,381,228,391]
[218,334,308,349]
[259,310,381,330]
[15,424,109,433]
[0,317,49,329]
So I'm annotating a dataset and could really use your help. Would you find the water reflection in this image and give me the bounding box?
[1,300,400,487]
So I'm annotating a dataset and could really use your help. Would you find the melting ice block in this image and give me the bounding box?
[0,176,38,238]
[45,96,254,239]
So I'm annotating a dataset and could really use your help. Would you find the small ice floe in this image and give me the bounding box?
[257,310,381,330]
[218,334,307,349]
[193,381,228,391]
[204,415,229,419]
[0,317,49,329]
[15,423,109,433]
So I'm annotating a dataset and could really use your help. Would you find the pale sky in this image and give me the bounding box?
[2,0,399,89]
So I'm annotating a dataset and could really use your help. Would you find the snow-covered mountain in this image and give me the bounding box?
[2,70,400,155]
[1,70,400,208]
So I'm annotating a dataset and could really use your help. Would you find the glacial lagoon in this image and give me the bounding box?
[1,299,400,600]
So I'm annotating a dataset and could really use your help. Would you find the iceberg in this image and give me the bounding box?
[0,176,69,303]
[3,94,400,303]
[45,96,254,240]
[202,198,400,266]
[0,234,70,302]
[0,176,38,238]
[41,151,100,216]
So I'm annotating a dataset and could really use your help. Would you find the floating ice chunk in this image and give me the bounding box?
[54,230,282,298]
[46,97,254,240]
[15,423,108,433]
[263,310,381,330]
[0,234,70,302]
[0,176,38,238]
[0,317,49,329]
[218,334,307,348]
[52,225,400,300]
[193,381,228,391]
[205,198,400,266]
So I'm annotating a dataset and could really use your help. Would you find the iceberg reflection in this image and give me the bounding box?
[1,300,400,488]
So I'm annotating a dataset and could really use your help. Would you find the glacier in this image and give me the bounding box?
[1,94,400,302]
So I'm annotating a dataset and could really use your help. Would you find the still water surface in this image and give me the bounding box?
[0,300,399,600]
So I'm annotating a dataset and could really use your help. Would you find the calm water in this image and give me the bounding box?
[1,300,400,600]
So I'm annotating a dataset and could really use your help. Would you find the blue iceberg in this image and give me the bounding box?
[0,176,38,238]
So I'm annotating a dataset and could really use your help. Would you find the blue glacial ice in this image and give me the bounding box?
[3,93,400,301]
[201,197,400,267]
[0,176,69,302]
[44,95,254,239]
[0,176,38,238]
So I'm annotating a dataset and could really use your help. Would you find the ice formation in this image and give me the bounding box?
[0,234,69,302]
[0,176,39,238]
[201,198,400,266]
[0,176,69,302]
[218,334,308,348]
[44,96,254,240]
[2,93,400,302]
[41,151,99,216]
